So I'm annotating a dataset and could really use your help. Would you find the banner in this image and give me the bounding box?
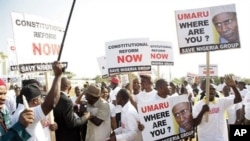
[11,12,65,67]
[138,95,194,140]
[105,38,151,75]
[150,41,174,66]
[175,4,240,54]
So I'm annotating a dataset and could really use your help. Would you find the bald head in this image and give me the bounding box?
[61,77,71,91]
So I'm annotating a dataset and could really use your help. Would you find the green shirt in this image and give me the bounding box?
[0,122,31,141]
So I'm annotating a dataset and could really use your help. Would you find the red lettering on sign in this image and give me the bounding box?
[177,11,209,20]
[32,43,60,55]
[117,54,142,63]
[10,46,16,51]
[151,53,168,59]
[141,102,169,113]
[203,71,215,75]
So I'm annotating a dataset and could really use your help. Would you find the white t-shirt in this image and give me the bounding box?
[109,102,116,117]
[5,90,16,114]
[225,95,242,124]
[193,98,234,141]
[135,89,157,105]
[185,84,194,99]
[114,101,142,141]
[109,86,122,113]
[217,83,226,92]
[41,116,52,141]
[12,104,47,141]
[239,88,249,100]
[243,93,250,119]
[170,92,179,97]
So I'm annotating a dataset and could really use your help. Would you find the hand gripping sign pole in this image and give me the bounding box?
[57,0,76,68]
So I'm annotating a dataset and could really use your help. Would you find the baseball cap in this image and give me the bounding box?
[111,77,119,84]
[20,84,42,103]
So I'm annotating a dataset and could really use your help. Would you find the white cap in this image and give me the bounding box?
[170,94,189,108]
[210,4,236,18]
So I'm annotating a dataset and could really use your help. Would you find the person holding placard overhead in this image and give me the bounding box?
[193,75,242,141]
[211,4,240,44]
[10,61,64,141]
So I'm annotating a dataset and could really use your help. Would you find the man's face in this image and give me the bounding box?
[140,78,151,90]
[85,93,98,105]
[172,102,193,131]
[209,86,217,101]
[158,81,171,97]
[101,88,109,100]
[213,12,239,42]
[75,87,81,96]
[30,95,43,107]
[116,92,122,106]
[0,85,7,110]
[132,79,141,92]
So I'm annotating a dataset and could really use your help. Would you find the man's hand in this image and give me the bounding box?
[49,122,58,131]
[19,109,34,128]
[52,61,63,77]
[201,104,209,113]
[138,121,145,131]
[83,112,91,119]
[108,132,116,141]
[224,75,236,87]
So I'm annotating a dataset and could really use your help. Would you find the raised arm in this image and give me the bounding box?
[41,61,63,115]
[224,75,242,104]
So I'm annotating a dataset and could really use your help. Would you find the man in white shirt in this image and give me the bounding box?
[109,77,122,127]
[242,88,250,125]
[222,85,242,125]
[109,88,142,141]
[134,74,157,110]
[5,85,16,114]
[11,61,63,141]
[193,75,242,141]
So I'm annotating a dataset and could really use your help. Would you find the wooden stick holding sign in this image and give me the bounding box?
[205,52,210,122]
[49,110,56,141]
[44,72,56,141]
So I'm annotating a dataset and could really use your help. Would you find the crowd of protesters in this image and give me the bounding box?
[1,67,250,141]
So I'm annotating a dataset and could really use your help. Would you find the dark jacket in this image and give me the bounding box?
[0,122,31,141]
[53,92,88,141]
